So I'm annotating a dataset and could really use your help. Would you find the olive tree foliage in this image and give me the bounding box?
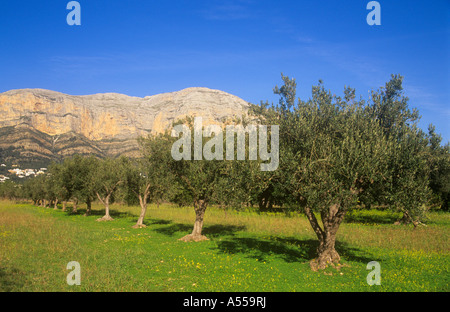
[62,155,99,215]
[211,157,259,213]
[253,74,432,270]
[47,162,72,210]
[25,155,100,214]
[426,125,450,211]
[365,74,432,224]
[0,180,22,201]
[22,173,49,206]
[210,115,282,213]
[22,175,42,205]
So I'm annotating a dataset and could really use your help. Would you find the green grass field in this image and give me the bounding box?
[0,200,448,292]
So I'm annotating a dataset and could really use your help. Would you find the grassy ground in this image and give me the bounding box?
[0,200,448,292]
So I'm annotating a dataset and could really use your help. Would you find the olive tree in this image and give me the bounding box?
[257,74,432,270]
[64,155,99,215]
[168,117,233,242]
[128,134,174,228]
[47,162,72,211]
[94,157,128,221]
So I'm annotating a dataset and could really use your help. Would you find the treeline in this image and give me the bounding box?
[1,74,449,269]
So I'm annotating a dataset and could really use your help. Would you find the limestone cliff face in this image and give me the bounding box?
[0,87,250,165]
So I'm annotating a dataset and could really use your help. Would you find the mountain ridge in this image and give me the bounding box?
[0,87,251,167]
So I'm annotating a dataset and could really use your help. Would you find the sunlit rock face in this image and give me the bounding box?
[0,87,250,164]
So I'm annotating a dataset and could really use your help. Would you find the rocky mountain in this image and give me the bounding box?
[0,87,250,167]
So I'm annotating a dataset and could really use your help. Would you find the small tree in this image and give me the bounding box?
[167,117,229,242]
[0,180,20,201]
[23,175,44,205]
[47,162,72,210]
[64,155,99,216]
[171,158,224,241]
[128,134,173,228]
[256,74,433,270]
[94,157,128,221]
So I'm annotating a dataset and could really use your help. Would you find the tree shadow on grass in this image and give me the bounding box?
[214,236,315,263]
[204,224,246,238]
[153,222,193,237]
[150,219,246,238]
[0,266,27,291]
[107,209,136,219]
[64,207,135,219]
[214,236,373,265]
[149,218,373,265]
[149,219,172,225]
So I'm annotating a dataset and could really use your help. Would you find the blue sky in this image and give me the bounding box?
[1,0,449,143]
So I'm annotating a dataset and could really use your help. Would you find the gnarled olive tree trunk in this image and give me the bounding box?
[84,199,92,216]
[72,198,78,213]
[304,204,346,270]
[179,198,208,242]
[96,193,113,221]
[132,184,151,228]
